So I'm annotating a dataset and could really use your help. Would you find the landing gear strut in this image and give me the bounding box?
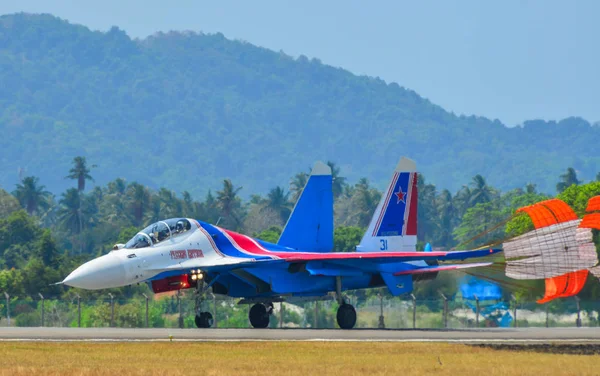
[249,303,272,328]
[194,279,214,328]
[335,276,357,329]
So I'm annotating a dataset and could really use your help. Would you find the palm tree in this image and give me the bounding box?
[417,174,438,241]
[66,156,96,192]
[453,185,472,218]
[216,179,242,228]
[289,172,308,203]
[556,167,581,193]
[264,186,292,224]
[107,178,127,195]
[352,178,381,228]
[13,176,51,215]
[203,190,220,224]
[525,183,537,194]
[469,175,495,206]
[57,188,98,254]
[0,188,21,219]
[101,178,131,225]
[156,188,182,218]
[327,161,347,199]
[144,193,162,225]
[65,157,96,252]
[56,188,83,234]
[103,192,132,225]
[126,182,151,226]
[435,189,456,247]
[181,191,212,220]
[182,191,194,217]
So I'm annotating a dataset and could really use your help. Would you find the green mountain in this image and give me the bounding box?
[1,13,599,197]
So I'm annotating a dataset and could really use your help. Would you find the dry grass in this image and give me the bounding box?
[0,341,597,376]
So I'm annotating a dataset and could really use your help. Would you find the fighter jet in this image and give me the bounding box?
[63,157,500,329]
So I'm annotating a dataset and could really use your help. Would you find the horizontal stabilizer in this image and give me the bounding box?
[393,262,493,276]
[381,273,413,296]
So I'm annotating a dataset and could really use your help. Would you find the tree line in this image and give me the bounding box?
[1,156,599,301]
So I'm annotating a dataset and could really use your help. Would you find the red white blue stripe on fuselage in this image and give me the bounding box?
[195,220,501,263]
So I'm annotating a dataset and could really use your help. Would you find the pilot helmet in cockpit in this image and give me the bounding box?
[175,220,185,233]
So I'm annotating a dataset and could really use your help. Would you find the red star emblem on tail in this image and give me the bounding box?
[395,188,406,204]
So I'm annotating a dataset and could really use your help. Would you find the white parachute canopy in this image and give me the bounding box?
[503,220,598,280]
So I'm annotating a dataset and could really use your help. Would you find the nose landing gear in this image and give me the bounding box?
[193,278,214,328]
[195,311,214,328]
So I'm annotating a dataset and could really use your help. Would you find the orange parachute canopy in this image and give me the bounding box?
[580,213,600,230]
[515,198,578,228]
[586,196,600,213]
[537,274,568,304]
[541,199,579,222]
[537,270,588,304]
[516,202,558,229]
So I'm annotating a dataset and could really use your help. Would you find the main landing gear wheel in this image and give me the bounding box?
[249,303,270,328]
[336,303,357,329]
[195,312,213,328]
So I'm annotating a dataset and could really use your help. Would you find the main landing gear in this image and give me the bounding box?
[335,276,357,329]
[336,303,357,329]
[194,279,214,328]
[249,302,273,328]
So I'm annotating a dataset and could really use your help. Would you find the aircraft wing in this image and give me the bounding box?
[146,248,500,297]
[151,248,500,274]
[281,248,501,263]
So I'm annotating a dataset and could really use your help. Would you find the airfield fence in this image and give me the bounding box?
[1,290,598,329]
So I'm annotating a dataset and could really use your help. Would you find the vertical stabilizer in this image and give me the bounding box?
[357,157,418,252]
[277,161,333,252]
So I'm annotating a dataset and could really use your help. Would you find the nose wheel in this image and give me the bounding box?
[195,312,214,328]
[249,303,272,328]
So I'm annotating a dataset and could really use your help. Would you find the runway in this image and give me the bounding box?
[1,327,600,343]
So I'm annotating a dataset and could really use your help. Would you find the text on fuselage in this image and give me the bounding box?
[169,249,204,260]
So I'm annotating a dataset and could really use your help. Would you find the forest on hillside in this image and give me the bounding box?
[1,13,600,197]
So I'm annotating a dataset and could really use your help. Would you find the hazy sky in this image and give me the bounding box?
[1,0,597,126]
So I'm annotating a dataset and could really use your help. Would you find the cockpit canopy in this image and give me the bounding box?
[124,218,192,249]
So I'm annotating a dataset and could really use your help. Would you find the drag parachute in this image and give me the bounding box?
[503,220,597,279]
[501,197,600,304]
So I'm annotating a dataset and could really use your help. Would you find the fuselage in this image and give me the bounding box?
[62,217,410,296]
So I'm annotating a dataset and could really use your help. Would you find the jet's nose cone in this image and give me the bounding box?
[63,253,127,290]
